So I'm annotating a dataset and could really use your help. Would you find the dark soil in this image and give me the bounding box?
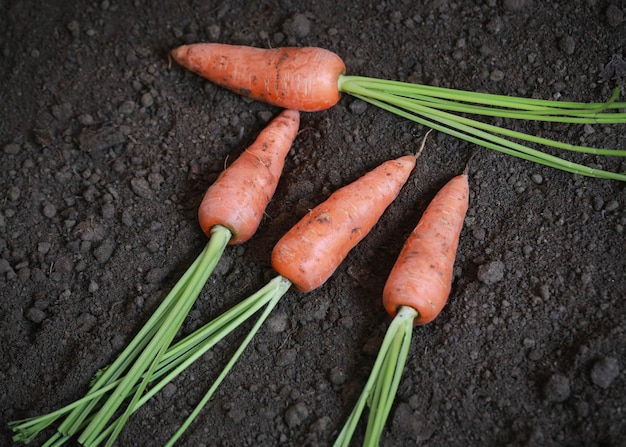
[2,1,625,446]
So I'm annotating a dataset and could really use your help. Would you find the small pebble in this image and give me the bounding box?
[282,13,311,38]
[3,143,21,154]
[42,203,57,218]
[477,260,505,285]
[590,356,620,389]
[543,373,571,403]
[276,348,297,366]
[604,200,619,212]
[130,177,153,199]
[489,69,505,82]
[93,239,115,264]
[266,312,289,333]
[559,35,576,55]
[606,4,624,27]
[284,402,309,428]
[118,100,135,115]
[531,173,543,185]
[140,92,154,107]
[349,99,368,114]
[37,242,51,254]
[8,186,20,201]
[328,367,346,385]
[25,307,47,324]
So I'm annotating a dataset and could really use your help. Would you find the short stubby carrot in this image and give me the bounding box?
[271,154,416,293]
[171,43,345,111]
[334,171,470,447]
[198,109,300,244]
[383,172,469,324]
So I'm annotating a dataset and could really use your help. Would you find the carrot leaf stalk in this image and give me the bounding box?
[9,225,231,446]
[334,306,417,447]
[338,76,626,181]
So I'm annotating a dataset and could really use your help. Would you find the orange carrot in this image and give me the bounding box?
[335,171,470,447]
[272,154,416,292]
[198,109,300,244]
[383,172,469,324]
[170,43,345,111]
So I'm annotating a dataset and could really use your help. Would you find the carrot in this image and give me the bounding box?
[383,172,469,324]
[170,43,345,112]
[272,154,417,292]
[198,109,300,244]
[335,170,470,447]
[171,42,626,181]
[8,110,301,447]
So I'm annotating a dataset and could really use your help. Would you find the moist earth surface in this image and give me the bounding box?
[1,1,625,446]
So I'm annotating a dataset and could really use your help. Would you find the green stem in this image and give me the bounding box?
[333,306,417,447]
[78,226,231,447]
[164,276,292,446]
[338,75,626,181]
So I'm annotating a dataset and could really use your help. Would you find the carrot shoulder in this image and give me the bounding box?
[272,154,416,293]
[198,109,300,244]
[383,173,469,324]
[170,43,345,112]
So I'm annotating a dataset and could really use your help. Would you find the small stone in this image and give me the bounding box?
[282,13,311,38]
[604,200,619,212]
[606,4,624,27]
[266,312,289,333]
[42,203,57,218]
[391,402,434,442]
[140,92,154,107]
[531,173,543,184]
[284,402,309,428]
[3,143,21,154]
[93,239,115,263]
[328,367,346,385]
[37,242,52,254]
[276,348,297,366]
[559,35,576,55]
[8,185,20,201]
[543,373,571,403]
[477,260,505,285]
[25,307,47,324]
[118,100,135,115]
[51,102,73,121]
[590,356,620,389]
[130,177,153,199]
[489,69,505,82]
[205,24,221,40]
[349,99,368,115]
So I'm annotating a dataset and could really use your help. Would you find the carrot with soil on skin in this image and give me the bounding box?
[334,169,470,447]
[170,43,345,112]
[171,42,626,181]
[198,108,300,244]
[8,109,301,447]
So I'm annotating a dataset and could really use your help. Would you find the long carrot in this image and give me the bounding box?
[334,170,469,447]
[8,110,300,447]
[171,42,626,181]
[170,43,345,112]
